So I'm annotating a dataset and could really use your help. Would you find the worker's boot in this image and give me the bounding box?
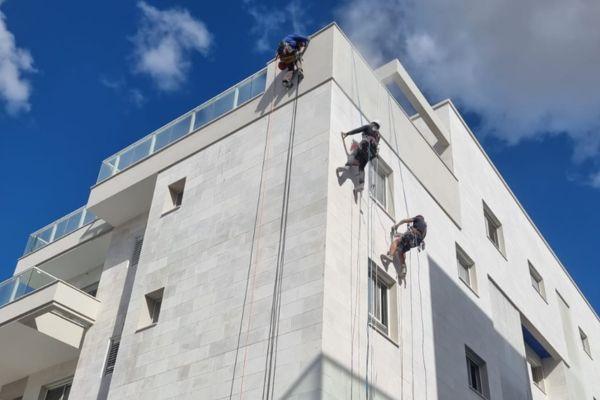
[380,253,393,267]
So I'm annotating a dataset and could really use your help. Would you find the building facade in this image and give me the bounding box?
[0,23,598,400]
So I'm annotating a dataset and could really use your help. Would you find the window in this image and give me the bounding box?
[456,244,477,292]
[580,327,592,357]
[43,379,72,400]
[104,337,120,375]
[367,259,397,339]
[163,178,186,214]
[465,346,489,398]
[138,288,164,330]
[483,201,505,255]
[525,344,546,392]
[369,158,394,216]
[528,262,546,300]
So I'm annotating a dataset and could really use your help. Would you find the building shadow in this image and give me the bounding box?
[428,255,532,400]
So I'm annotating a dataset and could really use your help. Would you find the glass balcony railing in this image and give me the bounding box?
[23,206,97,256]
[0,267,57,310]
[96,68,267,183]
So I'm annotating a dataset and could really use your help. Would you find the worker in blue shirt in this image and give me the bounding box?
[276,34,310,88]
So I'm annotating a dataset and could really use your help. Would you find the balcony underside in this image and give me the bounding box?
[0,281,100,386]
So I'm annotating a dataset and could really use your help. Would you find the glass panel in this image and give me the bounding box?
[458,257,471,285]
[212,90,235,119]
[117,138,152,170]
[54,210,83,240]
[237,79,253,105]
[252,71,267,97]
[97,161,116,181]
[154,116,192,151]
[82,209,96,225]
[0,269,57,309]
[193,104,213,130]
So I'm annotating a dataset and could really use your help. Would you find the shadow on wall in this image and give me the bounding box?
[278,353,396,399]
[428,255,532,400]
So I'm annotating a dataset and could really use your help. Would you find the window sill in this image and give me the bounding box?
[532,286,548,304]
[487,237,507,261]
[459,277,479,298]
[369,321,399,348]
[532,382,546,394]
[161,205,181,218]
[369,194,395,222]
[468,386,489,400]
[135,323,157,333]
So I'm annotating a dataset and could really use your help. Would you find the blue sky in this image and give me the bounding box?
[0,0,598,313]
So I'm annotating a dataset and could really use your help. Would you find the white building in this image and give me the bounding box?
[0,23,598,400]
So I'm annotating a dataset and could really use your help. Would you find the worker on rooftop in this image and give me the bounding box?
[381,215,427,280]
[336,120,381,192]
[276,33,310,88]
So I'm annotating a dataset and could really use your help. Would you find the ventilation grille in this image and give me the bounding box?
[104,337,121,375]
[131,237,144,266]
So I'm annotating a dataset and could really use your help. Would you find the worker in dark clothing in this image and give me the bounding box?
[381,215,427,279]
[276,34,310,88]
[336,120,381,191]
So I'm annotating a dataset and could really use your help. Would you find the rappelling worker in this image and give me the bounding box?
[381,215,427,279]
[336,120,381,192]
[276,34,310,88]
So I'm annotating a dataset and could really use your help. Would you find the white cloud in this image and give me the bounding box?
[133,1,212,91]
[0,5,34,114]
[244,0,309,53]
[337,0,600,186]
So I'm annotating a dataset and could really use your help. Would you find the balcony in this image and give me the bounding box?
[96,69,267,183]
[0,268,100,386]
[23,206,97,256]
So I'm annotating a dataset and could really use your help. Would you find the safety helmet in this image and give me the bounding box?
[370,119,381,129]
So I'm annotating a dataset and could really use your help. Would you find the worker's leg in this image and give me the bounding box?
[282,64,294,87]
[295,58,304,81]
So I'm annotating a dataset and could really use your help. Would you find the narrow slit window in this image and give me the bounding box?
[483,201,505,255]
[369,158,394,216]
[579,327,592,357]
[138,288,164,330]
[163,178,186,214]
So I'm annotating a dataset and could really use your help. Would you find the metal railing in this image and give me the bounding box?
[23,206,97,256]
[96,68,267,183]
[0,267,58,310]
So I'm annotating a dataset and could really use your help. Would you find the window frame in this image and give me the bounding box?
[369,157,394,217]
[137,288,164,331]
[482,201,505,256]
[367,259,398,342]
[42,377,73,400]
[456,244,477,293]
[579,327,592,358]
[465,346,490,398]
[528,262,546,301]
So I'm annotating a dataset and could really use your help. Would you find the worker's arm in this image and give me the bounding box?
[342,124,370,138]
[393,217,415,230]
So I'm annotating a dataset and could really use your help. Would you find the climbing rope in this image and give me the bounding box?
[230,62,278,400]
[388,95,429,400]
[261,73,302,400]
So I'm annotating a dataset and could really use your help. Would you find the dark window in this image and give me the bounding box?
[465,346,489,397]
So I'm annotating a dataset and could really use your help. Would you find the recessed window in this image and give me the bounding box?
[528,262,546,300]
[369,158,394,216]
[43,379,72,400]
[483,201,505,255]
[456,244,477,292]
[525,344,546,392]
[579,327,592,357]
[367,259,398,340]
[82,281,99,297]
[104,337,120,375]
[138,288,164,331]
[163,178,186,214]
[465,346,489,398]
